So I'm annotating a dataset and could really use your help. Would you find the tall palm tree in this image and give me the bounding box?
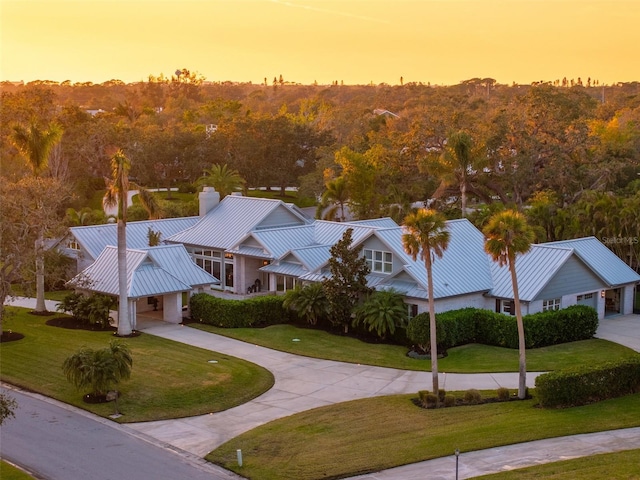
[402,209,450,404]
[198,163,245,199]
[317,176,349,221]
[103,150,160,336]
[483,210,534,399]
[11,121,63,313]
[424,130,488,218]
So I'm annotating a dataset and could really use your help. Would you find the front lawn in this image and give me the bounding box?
[191,323,638,373]
[207,392,640,480]
[475,449,640,479]
[0,307,274,422]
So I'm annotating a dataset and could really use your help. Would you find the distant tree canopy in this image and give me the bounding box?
[1,78,638,266]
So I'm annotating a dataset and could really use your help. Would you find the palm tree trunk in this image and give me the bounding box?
[509,259,527,399]
[460,180,467,218]
[426,255,439,406]
[116,217,131,336]
[34,233,46,312]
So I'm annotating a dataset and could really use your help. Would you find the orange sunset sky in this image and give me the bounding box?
[1,0,639,86]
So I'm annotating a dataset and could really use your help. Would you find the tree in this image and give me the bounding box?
[353,289,407,339]
[322,228,371,332]
[62,340,133,399]
[10,120,63,313]
[423,130,488,218]
[0,393,17,425]
[103,150,160,336]
[0,177,69,331]
[317,176,349,221]
[483,210,534,399]
[282,283,329,326]
[198,163,245,199]
[402,209,450,405]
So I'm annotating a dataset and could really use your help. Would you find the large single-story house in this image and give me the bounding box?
[61,187,640,325]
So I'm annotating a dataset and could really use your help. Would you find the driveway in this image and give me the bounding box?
[595,314,640,352]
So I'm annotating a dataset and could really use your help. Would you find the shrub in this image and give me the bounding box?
[535,356,640,408]
[417,390,430,404]
[497,387,510,401]
[406,313,448,352]
[425,393,439,409]
[443,394,456,407]
[56,292,114,328]
[190,293,293,328]
[352,290,407,339]
[463,389,482,405]
[438,389,446,402]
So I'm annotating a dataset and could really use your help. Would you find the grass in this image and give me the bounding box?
[0,307,274,423]
[206,392,640,480]
[475,449,640,479]
[0,461,34,480]
[7,287,72,302]
[246,188,316,208]
[190,323,639,373]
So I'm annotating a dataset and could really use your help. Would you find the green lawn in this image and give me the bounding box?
[0,461,34,480]
[475,449,640,479]
[207,393,640,480]
[246,188,316,208]
[191,323,638,373]
[1,307,274,423]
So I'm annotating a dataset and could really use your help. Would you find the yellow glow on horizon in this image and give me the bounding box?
[1,0,639,85]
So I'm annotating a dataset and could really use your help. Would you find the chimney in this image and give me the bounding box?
[199,187,220,216]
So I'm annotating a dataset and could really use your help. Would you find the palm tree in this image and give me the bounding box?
[483,210,534,399]
[198,163,245,199]
[283,283,329,326]
[424,130,488,218]
[11,121,63,313]
[103,150,160,336]
[353,289,407,339]
[317,176,349,221]
[402,209,450,404]
[62,340,133,399]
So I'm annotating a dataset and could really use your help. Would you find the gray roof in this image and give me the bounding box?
[545,237,640,286]
[70,217,200,260]
[489,245,573,301]
[69,245,217,299]
[167,196,309,250]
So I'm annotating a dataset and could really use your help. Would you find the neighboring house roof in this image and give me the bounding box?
[545,237,640,286]
[69,245,217,299]
[167,196,311,250]
[69,217,200,260]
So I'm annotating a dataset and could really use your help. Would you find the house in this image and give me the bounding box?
[63,188,640,326]
[68,244,218,325]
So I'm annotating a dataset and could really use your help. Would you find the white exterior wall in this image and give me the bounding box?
[408,292,492,316]
[622,284,636,315]
[162,293,183,323]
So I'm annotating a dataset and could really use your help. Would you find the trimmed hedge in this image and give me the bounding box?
[407,305,598,351]
[535,356,640,408]
[189,293,293,328]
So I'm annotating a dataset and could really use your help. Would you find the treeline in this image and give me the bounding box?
[1,74,639,268]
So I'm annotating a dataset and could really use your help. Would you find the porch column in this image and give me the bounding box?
[129,299,137,330]
[163,292,183,324]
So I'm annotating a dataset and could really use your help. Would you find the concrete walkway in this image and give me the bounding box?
[6,297,640,478]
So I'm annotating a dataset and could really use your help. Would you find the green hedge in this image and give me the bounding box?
[189,293,293,328]
[535,356,640,408]
[407,305,598,351]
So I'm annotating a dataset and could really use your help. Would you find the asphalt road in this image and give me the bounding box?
[0,388,242,480]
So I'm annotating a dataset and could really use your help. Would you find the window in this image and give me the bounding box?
[66,238,80,250]
[542,298,561,311]
[407,303,418,319]
[364,249,392,274]
[193,249,222,284]
[276,275,297,292]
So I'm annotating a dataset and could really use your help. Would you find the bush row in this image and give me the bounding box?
[535,356,640,408]
[408,305,598,351]
[189,293,293,328]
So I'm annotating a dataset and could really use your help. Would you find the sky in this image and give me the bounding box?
[2,0,639,86]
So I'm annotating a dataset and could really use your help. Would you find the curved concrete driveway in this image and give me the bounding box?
[128,321,542,457]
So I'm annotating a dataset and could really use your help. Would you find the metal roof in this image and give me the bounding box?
[248,225,316,259]
[146,244,219,286]
[69,245,207,299]
[260,261,308,277]
[488,245,573,301]
[167,196,309,249]
[545,237,640,286]
[347,218,399,229]
[70,217,200,260]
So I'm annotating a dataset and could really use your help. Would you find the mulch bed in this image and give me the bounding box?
[0,331,25,343]
[46,316,117,332]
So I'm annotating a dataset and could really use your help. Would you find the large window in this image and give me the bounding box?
[276,275,296,292]
[364,249,392,274]
[542,298,561,311]
[193,249,222,284]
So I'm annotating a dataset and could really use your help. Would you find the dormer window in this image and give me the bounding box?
[364,249,392,274]
[67,238,80,250]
